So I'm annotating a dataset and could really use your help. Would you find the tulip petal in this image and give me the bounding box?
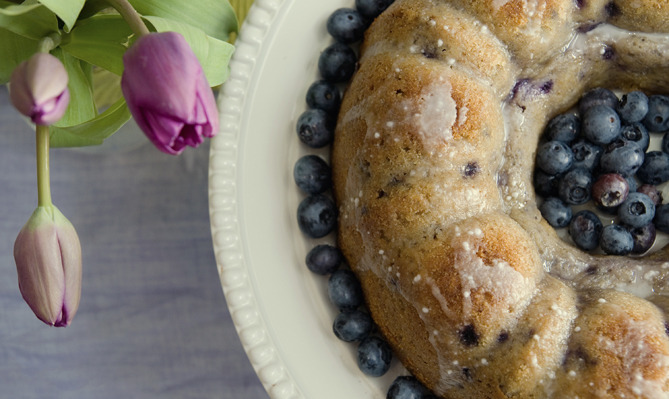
[9,53,70,126]
[121,32,219,154]
[141,110,186,155]
[9,61,34,117]
[191,94,208,125]
[181,124,204,147]
[194,75,218,138]
[14,206,82,327]
[53,206,82,327]
[25,53,69,105]
[122,33,201,121]
[32,88,70,126]
[15,211,65,326]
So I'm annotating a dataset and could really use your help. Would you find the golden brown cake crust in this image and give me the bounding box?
[332,0,669,397]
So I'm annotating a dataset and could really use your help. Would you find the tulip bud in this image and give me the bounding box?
[9,53,70,126]
[14,205,82,327]
[121,32,219,155]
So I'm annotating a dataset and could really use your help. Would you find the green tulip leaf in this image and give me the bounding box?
[78,0,112,19]
[0,28,39,83]
[143,15,234,86]
[51,48,97,128]
[130,0,237,42]
[50,97,132,148]
[37,0,85,32]
[0,1,57,40]
[61,14,132,75]
[229,0,254,27]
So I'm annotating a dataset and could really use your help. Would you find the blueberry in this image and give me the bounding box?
[654,204,669,234]
[558,168,592,205]
[297,194,338,238]
[626,176,639,193]
[357,336,392,377]
[629,223,656,255]
[539,197,572,228]
[296,109,335,148]
[570,139,602,171]
[591,173,629,209]
[543,113,580,144]
[617,91,649,123]
[536,141,573,175]
[600,224,634,255]
[328,269,364,310]
[306,80,341,114]
[582,104,621,146]
[599,139,644,177]
[306,244,342,275]
[533,169,561,197]
[620,122,649,152]
[569,210,602,251]
[458,324,479,346]
[643,95,669,132]
[617,192,656,228]
[637,184,663,206]
[294,155,332,194]
[318,42,357,83]
[327,8,366,44]
[637,151,669,185]
[355,0,394,21]
[579,87,618,115]
[333,309,374,342]
[387,376,431,399]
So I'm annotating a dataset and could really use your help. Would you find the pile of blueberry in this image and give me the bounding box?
[305,243,393,378]
[535,87,669,255]
[293,1,439,398]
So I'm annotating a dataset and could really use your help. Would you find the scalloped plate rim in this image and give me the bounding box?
[208,0,405,398]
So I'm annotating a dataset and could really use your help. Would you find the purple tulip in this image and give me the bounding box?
[14,206,82,327]
[121,32,219,155]
[9,53,70,126]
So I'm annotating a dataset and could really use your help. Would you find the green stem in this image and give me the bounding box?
[37,33,61,53]
[36,125,52,207]
[106,0,150,37]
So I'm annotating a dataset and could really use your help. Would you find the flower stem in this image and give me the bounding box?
[35,125,52,207]
[106,0,150,37]
[37,33,61,53]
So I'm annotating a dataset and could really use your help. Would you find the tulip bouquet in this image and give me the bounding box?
[3,0,241,326]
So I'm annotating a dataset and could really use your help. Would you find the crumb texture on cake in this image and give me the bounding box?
[332,0,669,397]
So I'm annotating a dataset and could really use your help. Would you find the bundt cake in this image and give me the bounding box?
[331,0,669,397]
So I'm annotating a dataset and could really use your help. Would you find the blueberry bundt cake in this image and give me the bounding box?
[331,0,669,397]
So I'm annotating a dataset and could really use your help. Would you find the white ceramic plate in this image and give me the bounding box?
[208,0,405,398]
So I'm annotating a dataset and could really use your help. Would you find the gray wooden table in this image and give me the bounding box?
[0,86,267,399]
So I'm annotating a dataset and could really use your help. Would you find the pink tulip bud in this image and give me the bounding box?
[121,32,219,155]
[14,205,82,327]
[9,53,70,126]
